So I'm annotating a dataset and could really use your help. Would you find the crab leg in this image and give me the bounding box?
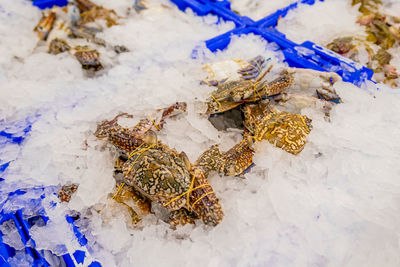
[196,138,254,177]
[169,209,197,228]
[75,0,97,12]
[112,182,151,225]
[188,167,224,226]
[238,56,268,80]
[256,71,294,97]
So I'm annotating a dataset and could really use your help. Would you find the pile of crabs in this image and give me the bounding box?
[59,56,343,228]
[327,0,400,86]
[33,0,145,72]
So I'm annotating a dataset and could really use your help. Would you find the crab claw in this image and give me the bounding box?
[222,139,254,177]
[189,168,224,226]
[94,113,133,138]
[34,12,56,41]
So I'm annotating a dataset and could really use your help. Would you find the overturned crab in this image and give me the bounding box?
[95,103,253,227]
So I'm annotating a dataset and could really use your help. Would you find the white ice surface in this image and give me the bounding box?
[0,0,400,266]
[230,0,298,21]
[277,0,365,45]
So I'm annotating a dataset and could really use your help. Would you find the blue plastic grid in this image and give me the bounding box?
[0,116,100,266]
[32,0,68,9]
[0,0,375,265]
[171,0,374,86]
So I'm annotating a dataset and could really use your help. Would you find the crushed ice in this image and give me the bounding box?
[0,0,400,266]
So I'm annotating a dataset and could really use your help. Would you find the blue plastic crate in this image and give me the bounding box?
[171,0,374,86]
[171,0,254,27]
[32,0,68,9]
[0,190,100,266]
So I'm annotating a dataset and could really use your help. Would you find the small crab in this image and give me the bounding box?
[243,102,312,155]
[59,184,79,203]
[114,45,129,54]
[75,0,120,27]
[49,38,71,55]
[74,46,103,71]
[34,12,56,41]
[205,56,282,114]
[327,37,358,56]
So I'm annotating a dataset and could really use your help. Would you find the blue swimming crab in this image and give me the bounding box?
[204,56,342,115]
[95,103,253,227]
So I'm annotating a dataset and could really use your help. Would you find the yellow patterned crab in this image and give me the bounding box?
[95,103,253,227]
[243,102,312,155]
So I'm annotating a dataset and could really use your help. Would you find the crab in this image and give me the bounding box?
[243,102,312,155]
[75,0,120,28]
[74,45,103,71]
[204,56,342,115]
[113,141,224,227]
[95,103,254,227]
[94,102,187,152]
[49,38,71,55]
